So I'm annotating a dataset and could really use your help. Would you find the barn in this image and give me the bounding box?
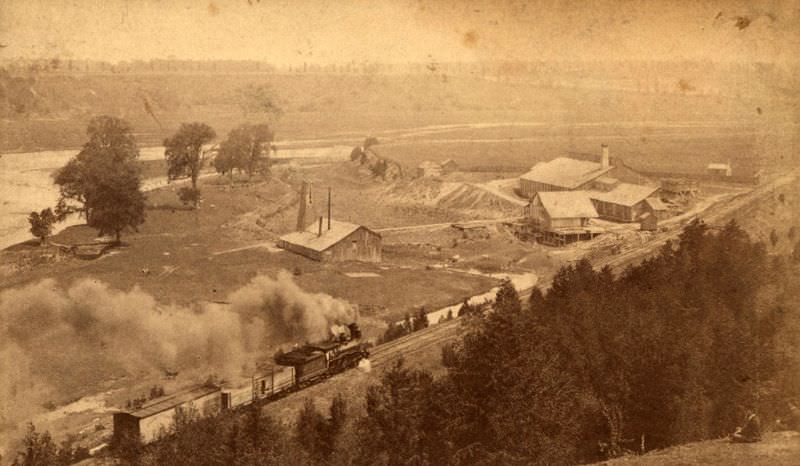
[519,157,612,197]
[519,144,614,197]
[278,219,382,262]
[524,191,602,245]
[112,386,221,444]
[590,183,660,223]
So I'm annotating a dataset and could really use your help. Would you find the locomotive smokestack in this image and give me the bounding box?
[327,187,331,230]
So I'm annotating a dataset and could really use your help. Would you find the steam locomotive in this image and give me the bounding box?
[113,323,369,445]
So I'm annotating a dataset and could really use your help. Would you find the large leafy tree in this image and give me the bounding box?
[54,115,145,244]
[164,123,216,207]
[213,124,274,181]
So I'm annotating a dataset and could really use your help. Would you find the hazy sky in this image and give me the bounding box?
[1,0,797,64]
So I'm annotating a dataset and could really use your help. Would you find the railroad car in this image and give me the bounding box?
[112,322,368,446]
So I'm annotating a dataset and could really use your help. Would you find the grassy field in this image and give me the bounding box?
[374,123,779,177]
[2,70,786,153]
[0,175,495,312]
[728,177,800,256]
[601,431,800,466]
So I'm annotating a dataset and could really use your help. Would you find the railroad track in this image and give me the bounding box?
[592,172,797,273]
[369,319,461,365]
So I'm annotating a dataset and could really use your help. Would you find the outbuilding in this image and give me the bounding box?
[707,162,732,179]
[639,212,658,231]
[278,218,382,262]
[440,159,459,174]
[590,183,660,223]
[417,161,443,178]
[644,197,670,220]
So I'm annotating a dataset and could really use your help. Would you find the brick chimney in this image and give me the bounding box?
[601,144,610,169]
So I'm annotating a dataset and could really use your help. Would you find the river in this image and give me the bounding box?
[0,145,352,251]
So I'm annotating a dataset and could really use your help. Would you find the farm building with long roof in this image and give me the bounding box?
[278,219,382,262]
[278,181,382,262]
[519,144,614,196]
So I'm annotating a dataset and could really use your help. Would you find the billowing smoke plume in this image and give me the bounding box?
[0,271,355,428]
[228,271,357,344]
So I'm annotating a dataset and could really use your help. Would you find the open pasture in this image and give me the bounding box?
[375,122,774,177]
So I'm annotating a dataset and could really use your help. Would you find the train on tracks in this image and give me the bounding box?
[112,323,369,445]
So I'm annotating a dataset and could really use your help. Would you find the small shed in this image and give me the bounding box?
[452,223,489,239]
[278,219,382,262]
[639,212,658,231]
[644,197,670,220]
[417,161,443,178]
[707,162,732,179]
[440,159,459,174]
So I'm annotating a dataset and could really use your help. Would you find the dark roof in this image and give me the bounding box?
[123,385,220,419]
[275,347,325,366]
[308,341,340,352]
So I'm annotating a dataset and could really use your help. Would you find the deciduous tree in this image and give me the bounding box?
[215,124,274,181]
[53,116,145,244]
[28,208,57,245]
[164,122,215,207]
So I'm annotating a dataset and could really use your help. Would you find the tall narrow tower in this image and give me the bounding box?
[296,181,313,232]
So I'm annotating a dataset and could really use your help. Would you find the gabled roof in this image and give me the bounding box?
[645,197,668,211]
[418,161,441,169]
[124,385,220,419]
[591,183,659,207]
[279,220,377,253]
[520,157,612,189]
[534,191,598,219]
[594,176,619,185]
